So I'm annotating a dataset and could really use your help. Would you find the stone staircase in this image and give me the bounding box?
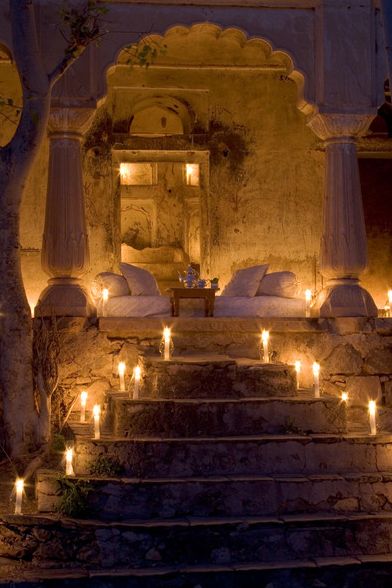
[8,356,392,586]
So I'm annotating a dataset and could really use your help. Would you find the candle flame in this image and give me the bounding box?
[163,326,171,342]
[118,361,126,377]
[261,329,269,344]
[15,478,24,493]
[312,362,320,376]
[294,360,301,374]
[305,289,312,303]
[102,288,109,302]
[66,447,73,462]
[81,390,88,405]
[341,391,348,402]
[388,289,392,304]
[368,399,376,416]
[93,404,101,418]
[133,365,141,380]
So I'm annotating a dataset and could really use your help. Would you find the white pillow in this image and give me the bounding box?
[256,271,299,298]
[91,272,130,302]
[222,264,268,297]
[120,262,160,296]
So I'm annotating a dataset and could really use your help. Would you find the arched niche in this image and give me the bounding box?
[129,96,193,136]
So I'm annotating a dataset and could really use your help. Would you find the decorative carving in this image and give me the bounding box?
[308,113,374,142]
[48,107,95,136]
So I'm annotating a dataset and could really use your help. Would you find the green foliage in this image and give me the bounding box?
[56,476,92,518]
[89,454,124,477]
[210,277,219,284]
[60,1,108,54]
[123,39,167,68]
[51,433,66,453]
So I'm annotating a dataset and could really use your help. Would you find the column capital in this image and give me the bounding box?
[48,106,96,137]
[308,112,374,142]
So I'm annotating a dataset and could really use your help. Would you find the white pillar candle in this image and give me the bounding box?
[14,478,24,515]
[305,289,312,318]
[102,288,109,317]
[93,404,101,440]
[163,327,171,361]
[387,289,392,317]
[133,365,141,400]
[80,390,88,423]
[118,361,126,392]
[261,330,270,363]
[313,362,320,398]
[368,400,377,436]
[294,360,301,390]
[65,447,75,476]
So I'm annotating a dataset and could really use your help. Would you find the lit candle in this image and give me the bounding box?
[305,289,312,318]
[368,400,377,436]
[341,391,349,403]
[102,288,109,317]
[313,362,320,398]
[261,330,270,363]
[80,390,88,423]
[65,447,74,476]
[93,404,101,440]
[14,478,24,515]
[294,360,301,390]
[387,289,392,317]
[118,361,126,392]
[133,365,141,400]
[163,327,171,361]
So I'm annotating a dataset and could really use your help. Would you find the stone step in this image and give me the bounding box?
[140,357,296,399]
[36,471,392,520]
[73,433,392,478]
[107,395,346,437]
[6,557,392,588]
[4,513,392,570]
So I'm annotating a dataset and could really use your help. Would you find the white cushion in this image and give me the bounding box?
[91,272,130,301]
[120,262,160,296]
[221,264,268,297]
[256,271,299,298]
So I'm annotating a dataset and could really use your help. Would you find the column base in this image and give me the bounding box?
[35,278,96,317]
[315,279,378,318]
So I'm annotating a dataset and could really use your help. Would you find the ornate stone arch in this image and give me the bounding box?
[102,22,315,118]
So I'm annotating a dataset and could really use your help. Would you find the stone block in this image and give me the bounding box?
[322,344,363,375]
[364,347,392,375]
[346,376,382,405]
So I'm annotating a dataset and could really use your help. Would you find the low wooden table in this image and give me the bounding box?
[168,287,217,317]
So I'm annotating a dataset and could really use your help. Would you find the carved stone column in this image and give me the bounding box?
[36,107,96,317]
[308,113,378,317]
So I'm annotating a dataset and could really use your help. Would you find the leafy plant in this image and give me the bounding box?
[51,433,66,453]
[89,454,124,477]
[56,476,92,518]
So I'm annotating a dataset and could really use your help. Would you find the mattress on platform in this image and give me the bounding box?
[105,294,305,318]
[106,296,171,317]
[215,295,306,317]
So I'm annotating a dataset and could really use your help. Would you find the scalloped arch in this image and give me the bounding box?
[114,23,315,116]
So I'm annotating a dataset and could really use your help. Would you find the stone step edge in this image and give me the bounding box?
[7,511,392,530]
[74,433,392,443]
[100,395,334,405]
[5,554,392,583]
[37,469,392,485]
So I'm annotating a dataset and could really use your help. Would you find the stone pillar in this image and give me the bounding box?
[36,107,96,317]
[308,113,378,317]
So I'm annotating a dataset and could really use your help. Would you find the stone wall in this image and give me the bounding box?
[52,318,392,422]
